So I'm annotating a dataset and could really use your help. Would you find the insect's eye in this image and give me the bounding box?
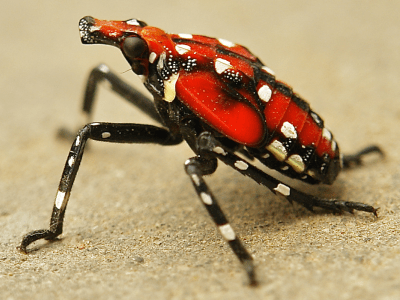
[122,37,147,59]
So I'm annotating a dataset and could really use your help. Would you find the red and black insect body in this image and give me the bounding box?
[21,17,383,286]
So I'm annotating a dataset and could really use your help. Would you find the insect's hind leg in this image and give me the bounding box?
[20,122,182,253]
[342,145,384,169]
[196,132,378,216]
[58,64,162,139]
[184,155,257,286]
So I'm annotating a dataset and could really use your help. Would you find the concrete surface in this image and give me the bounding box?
[1,1,400,299]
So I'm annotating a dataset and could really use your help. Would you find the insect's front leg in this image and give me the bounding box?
[82,64,162,123]
[20,122,182,253]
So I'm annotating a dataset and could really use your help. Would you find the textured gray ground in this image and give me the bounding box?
[1,1,400,299]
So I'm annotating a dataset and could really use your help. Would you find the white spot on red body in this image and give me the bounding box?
[214,58,232,74]
[219,224,236,241]
[267,140,287,161]
[281,122,297,139]
[163,73,180,102]
[149,52,157,64]
[157,52,166,70]
[331,140,337,152]
[258,85,272,103]
[274,183,290,196]
[178,33,193,39]
[126,19,141,26]
[218,38,235,48]
[310,112,323,127]
[262,65,275,76]
[89,26,101,33]
[287,154,305,173]
[322,128,332,141]
[175,44,191,55]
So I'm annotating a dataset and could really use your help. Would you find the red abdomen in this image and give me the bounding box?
[167,34,341,184]
[254,70,341,184]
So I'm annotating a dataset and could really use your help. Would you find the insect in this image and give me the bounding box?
[20,16,383,286]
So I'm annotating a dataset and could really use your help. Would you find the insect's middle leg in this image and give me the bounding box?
[58,64,163,140]
[20,122,182,253]
[184,155,257,286]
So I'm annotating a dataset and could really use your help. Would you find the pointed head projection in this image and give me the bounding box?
[79,16,150,75]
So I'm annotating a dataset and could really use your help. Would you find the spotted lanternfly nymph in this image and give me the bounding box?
[20,16,383,286]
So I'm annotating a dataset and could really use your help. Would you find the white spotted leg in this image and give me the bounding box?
[184,156,257,286]
[196,132,378,216]
[81,64,162,123]
[20,122,182,252]
[58,64,163,140]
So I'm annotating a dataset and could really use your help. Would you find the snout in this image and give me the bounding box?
[79,16,145,47]
[79,16,100,44]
